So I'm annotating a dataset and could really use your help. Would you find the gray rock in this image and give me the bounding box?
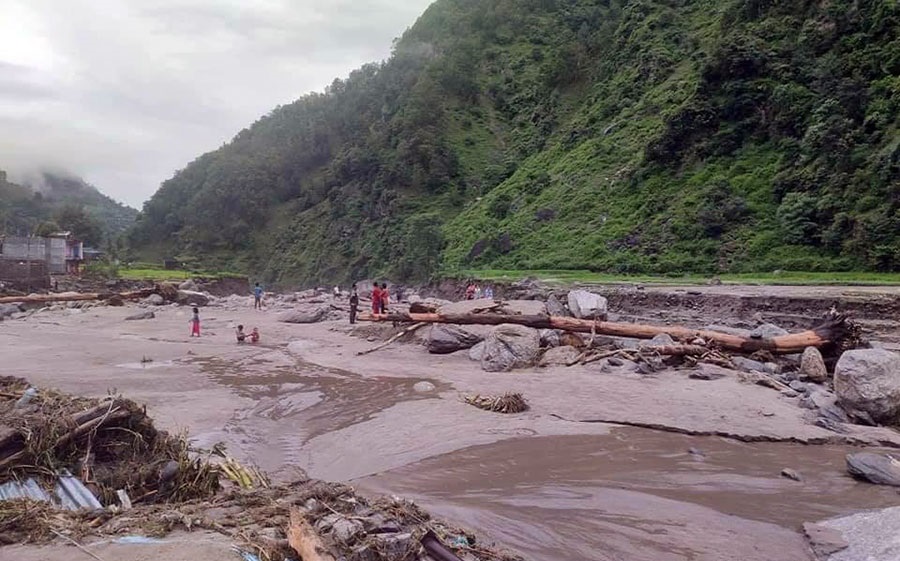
[277,306,329,324]
[750,323,789,339]
[413,381,436,393]
[539,345,580,367]
[800,347,828,383]
[468,341,485,362]
[835,349,900,424]
[612,337,642,350]
[802,522,849,559]
[176,290,210,307]
[539,329,561,348]
[143,293,165,306]
[428,324,484,354]
[704,324,753,338]
[803,389,851,423]
[0,303,22,318]
[566,289,608,320]
[731,356,768,373]
[546,294,569,317]
[645,333,675,347]
[818,505,900,561]
[781,468,803,481]
[781,389,800,398]
[846,453,900,486]
[499,299,548,316]
[178,279,199,291]
[689,365,729,381]
[125,310,156,321]
[789,380,808,393]
[481,324,541,372]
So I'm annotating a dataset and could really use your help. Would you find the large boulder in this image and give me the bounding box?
[800,346,828,383]
[176,290,210,307]
[142,293,165,306]
[846,452,900,486]
[566,290,608,320]
[427,325,484,354]
[539,345,580,367]
[834,349,900,424]
[481,324,541,372]
[0,303,22,319]
[178,279,199,291]
[125,310,156,321]
[278,306,329,324]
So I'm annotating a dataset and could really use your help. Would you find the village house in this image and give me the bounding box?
[0,233,84,289]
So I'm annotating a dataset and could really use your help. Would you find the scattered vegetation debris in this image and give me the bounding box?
[464,393,529,414]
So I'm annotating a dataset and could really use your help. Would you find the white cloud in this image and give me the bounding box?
[0,0,434,207]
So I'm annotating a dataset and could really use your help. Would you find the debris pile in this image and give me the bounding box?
[464,393,529,414]
[0,379,523,561]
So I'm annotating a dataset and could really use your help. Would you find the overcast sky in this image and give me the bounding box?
[0,0,434,208]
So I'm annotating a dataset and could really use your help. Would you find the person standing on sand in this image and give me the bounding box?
[371,282,382,314]
[380,282,390,314]
[349,284,359,324]
[190,307,201,337]
[253,283,263,310]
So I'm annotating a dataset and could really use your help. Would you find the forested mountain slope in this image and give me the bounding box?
[128,0,900,284]
[0,170,137,246]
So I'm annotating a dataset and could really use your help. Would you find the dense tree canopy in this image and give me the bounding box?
[129,0,900,284]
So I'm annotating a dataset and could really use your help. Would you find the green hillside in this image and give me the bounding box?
[128,0,900,284]
[0,170,138,246]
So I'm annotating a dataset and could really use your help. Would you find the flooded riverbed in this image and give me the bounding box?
[357,428,900,561]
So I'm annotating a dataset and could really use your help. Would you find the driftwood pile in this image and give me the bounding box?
[0,377,220,508]
[0,379,521,561]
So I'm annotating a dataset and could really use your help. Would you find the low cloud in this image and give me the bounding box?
[0,0,434,207]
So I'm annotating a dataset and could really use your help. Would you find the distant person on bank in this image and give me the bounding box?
[380,282,390,314]
[253,282,263,310]
[349,284,359,324]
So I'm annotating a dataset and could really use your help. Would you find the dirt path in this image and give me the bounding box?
[2,291,899,560]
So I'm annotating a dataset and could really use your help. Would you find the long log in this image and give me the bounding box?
[357,312,850,355]
[0,289,155,306]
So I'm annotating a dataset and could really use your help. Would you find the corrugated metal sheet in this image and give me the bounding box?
[0,478,51,502]
[55,472,102,510]
[0,472,101,511]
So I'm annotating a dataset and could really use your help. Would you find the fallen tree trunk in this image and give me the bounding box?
[287,508,336,561]
[358,312,852,355]
[0,289,156,306]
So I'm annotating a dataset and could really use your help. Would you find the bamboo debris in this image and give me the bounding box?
[359,312,852,355]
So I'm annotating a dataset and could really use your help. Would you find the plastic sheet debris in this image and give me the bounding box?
[113,536,166,545]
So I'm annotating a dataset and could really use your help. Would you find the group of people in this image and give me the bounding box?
[347,282,392,324]
[188,306,262,344]
[465,282,494,300]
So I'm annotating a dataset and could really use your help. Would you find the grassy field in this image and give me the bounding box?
[118,267,243,281]
[457,269,900,286]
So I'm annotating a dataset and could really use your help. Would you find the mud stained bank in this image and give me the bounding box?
[356,428,900,561]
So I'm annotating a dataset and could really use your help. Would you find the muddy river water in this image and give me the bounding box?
[195,354,899,561]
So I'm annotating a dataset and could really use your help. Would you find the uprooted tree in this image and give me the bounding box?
[357,310,859,356]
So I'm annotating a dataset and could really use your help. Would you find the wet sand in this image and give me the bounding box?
[2,300,900,560]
